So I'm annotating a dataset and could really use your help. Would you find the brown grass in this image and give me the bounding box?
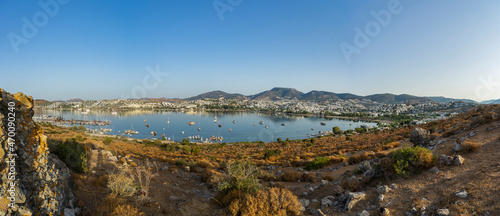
[460,140,481,153]
[347,152,375,164]
[282,170,302,182]
[228,187,301,216]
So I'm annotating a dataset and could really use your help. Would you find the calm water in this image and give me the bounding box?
[34,110,377,143]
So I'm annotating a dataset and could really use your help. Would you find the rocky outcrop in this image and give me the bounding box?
[410,127,430,147]
[0,89,78,215]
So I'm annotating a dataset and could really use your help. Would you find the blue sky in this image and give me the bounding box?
[1,0,499,101]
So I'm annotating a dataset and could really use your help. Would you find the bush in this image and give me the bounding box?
[332,126,341,134]
[389,146,436,177]
[182,138,190,145]
[107,172,136,197]
[175,158,187,166]
[49,138,88,173]
[282,170,302,182]
[305,157,329,170]
[263,149,281,160]
[217,161,261,199]
[228,187,301,216]
[191,146,201,155]
[347,152,374,164]
[103,137,113,145]
[460,140,480,153]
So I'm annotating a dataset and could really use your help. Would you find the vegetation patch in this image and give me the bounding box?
[49,138,88,173]
[305,157,329,170]
[389,146,436,177]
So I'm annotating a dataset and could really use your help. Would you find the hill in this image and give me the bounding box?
[186,90,248,100]
[302,90,340,101]
[426,96,477,103]
[249,87,304,101]
[365,93,433,104]
[480,98,500,104]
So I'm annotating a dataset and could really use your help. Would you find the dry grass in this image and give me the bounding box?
[460,140,481,153]
[107,172,136,197]
[282,170,301,182]
[347,152,375,164]
[228,187,301,216]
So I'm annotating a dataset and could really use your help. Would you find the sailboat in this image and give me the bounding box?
[233,120,236,124]
[167,116,170,124]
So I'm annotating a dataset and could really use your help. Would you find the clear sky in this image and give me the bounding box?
[1,0,499,102]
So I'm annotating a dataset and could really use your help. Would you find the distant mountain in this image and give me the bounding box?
[250,87,304,101]
[66,98,84,102]
[480,98,500,104]
[302,91,339,101]
[426,96,477,103]
[364,94,433,104]
[186,90,248,100]
[184,88,478,104]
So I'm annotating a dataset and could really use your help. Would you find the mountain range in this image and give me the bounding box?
[185,87,482,104]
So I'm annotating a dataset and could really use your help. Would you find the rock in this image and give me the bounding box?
[315,209,326,216]
[487,126,494,131]
[359,210,370,216]
[299,199,310,211]
[380,207,391,215]
[302,192,308,197]
[452,141,462,152]
[364,169,375,178]
[455,189,468,198]
[410,207,418,214]
[343,191,366,212]
[0,89,77,215]
[320,180,329,187]
[378,194,384,202]
[406,212,413,216]
[359,160,372,172]
[332,185,344,195]
[437,155,453,166]
[321,196,335,209]
[454,155,465,166]
[410,127,430,146]
[308,187,314,193]
[266,164,275,170]
[169,195,180,201]
[184,166,190,172]
[389,183,398,190]
[377,185,392,194]
[311,199,318,203]
[160,166,169,171]
[468,131,476,137]
[108,155,118,162]
[64,208,81,216]
[436,208,450,216]
[429,166,441,173]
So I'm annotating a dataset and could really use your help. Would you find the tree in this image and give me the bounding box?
[181,138,190,145]
[277,138,282,143]
[332,126,341,134]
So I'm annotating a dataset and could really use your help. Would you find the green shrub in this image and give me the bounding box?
[74,134,84,141]
[191,146,201,155]
[305,157,329,170]
[175,158,187,166]
[333,126,341,134]
[49,138,88,173]
[263,149,281,159]
[181,138,190,145]
[389,146,436,177]
[77,125,86,132]
[102,137,113,145]
[217,161,261,198]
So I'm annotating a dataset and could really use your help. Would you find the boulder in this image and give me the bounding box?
[332,185,344,195]
[455,189,468,199]
[299,199,310,211]
[377,185,392,194]
[436,208,450,216]
[429,166,441,173]
[359,160,372,172]
[436,155,453,166]
[321,196,335,209]
[410,127,430,146]
[454,155,465,166]
[320,180,329,187]
[336,191,366,212]
[359,210,370,216]
[452,141,462,152]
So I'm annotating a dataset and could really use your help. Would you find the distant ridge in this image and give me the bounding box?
[185,87,475,104]
[480,98,500,104]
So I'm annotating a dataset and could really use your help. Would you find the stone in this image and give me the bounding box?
[380,207,390,215]
[308,187,314,193]
[344,191,366,211]
[359,160,372,172]
[455,189,468,198]
[108,155,118,162]
[452,141,462,152]
[64,208,81,216]
[160,166,169,171]
[436,208,450,216]
[302,192,308,197]
[377,185,392,194]
[410,127,430,146]
[311,199,318,203]
[389,183,398,189]
[364,169,375,178]
[184,166,190,172]
[454,155,465,166]
[266,164,275,170]
[359,210,370,216]
[332,185,344,195]
[320,180,329,187]
[410,207,418,214]
[429,166,441,173]
[378,194,385,202]
[437,155,453,166]
[299,199,310,211]
[321,196,335,209]
[169,195,180,201]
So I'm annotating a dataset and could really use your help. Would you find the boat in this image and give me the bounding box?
[281,123,286,126]
[265,125,269,129]
[111,111,117,115]
[233,120,236,124]
[253,124,256,126]
[167,117,170,124]
[151,131,157,136]
[181,131,184,134]
[188,121,195,126]
[198,127,201,131]
[320,122,326,126]
[311,128,314,130]
[218,123,222,128]
[144,119,147,122]
[145,124,149,127]
[229,128,232,132]
[259,121,264,125]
